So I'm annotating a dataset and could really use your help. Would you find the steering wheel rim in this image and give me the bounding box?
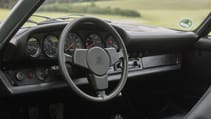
[58,17,128,102]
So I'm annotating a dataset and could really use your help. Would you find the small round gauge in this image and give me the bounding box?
[26,37,41,57]
[65,33,82,53]
[85,34,104,48]
[44,35,59,58]
[36,68,49,81]
[106,35,119,50]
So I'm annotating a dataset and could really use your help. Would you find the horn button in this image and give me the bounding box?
[87,47,110,76]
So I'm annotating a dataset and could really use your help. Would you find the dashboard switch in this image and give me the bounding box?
[36,68,49,81]
[16,72,25,81]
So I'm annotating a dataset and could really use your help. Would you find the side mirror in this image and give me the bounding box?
[179,19,193,29]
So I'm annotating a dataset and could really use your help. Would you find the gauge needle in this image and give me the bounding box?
[65,42,74,51]
[87,42,95,48]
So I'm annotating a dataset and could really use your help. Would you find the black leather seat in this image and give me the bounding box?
[165,86,211,119]
[185,86,211,119]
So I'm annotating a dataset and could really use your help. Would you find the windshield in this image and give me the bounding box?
[0,0,17,23]
[1,0,211,31]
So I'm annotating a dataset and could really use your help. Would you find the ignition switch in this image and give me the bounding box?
[36,68,49,81]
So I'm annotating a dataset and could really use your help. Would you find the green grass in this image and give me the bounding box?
[0,8,9,20]
[72,0,211,30]
[75,0,211,10]
[138,9,211,30]
[1,0,211,30]
[39,3,141,17]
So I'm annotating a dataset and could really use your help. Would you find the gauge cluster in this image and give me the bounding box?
[26,31,119,59]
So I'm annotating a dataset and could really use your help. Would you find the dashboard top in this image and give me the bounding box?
[1,21,197,64]
[10,21,198,51]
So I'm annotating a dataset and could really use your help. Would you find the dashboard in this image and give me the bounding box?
[0,22,198,95]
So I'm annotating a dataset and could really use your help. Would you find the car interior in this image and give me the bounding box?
[0,0,211,119]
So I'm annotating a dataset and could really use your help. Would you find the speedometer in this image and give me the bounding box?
[26,37,41,57]
[85,34,104,48]
[44,35,59,58]
[65,33,82,53]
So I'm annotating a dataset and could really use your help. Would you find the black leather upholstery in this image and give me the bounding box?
[184,86,211,119]
[164,86,211,119]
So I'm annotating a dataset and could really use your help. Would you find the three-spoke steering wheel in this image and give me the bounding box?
[58,17,128,102]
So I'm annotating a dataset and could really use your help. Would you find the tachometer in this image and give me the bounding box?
[44,35,59,58]
[65,33,82,53]
[85,34,104,48]
[106,35,119,50]
[26,37,41,57]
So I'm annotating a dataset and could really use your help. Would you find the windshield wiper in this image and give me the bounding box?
[23,14,111,28]
[27,19,39,25]
[31,14,85,25]
[38,17,70,25]
[32,14,51,20]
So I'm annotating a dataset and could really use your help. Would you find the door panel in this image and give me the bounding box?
[183,37,211,98]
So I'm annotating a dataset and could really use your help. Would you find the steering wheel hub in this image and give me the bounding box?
[87,47,110,76]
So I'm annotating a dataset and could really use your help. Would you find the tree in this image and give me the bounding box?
[0,0,108,8]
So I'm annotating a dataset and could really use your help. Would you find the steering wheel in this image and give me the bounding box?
[58,17,128,102]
